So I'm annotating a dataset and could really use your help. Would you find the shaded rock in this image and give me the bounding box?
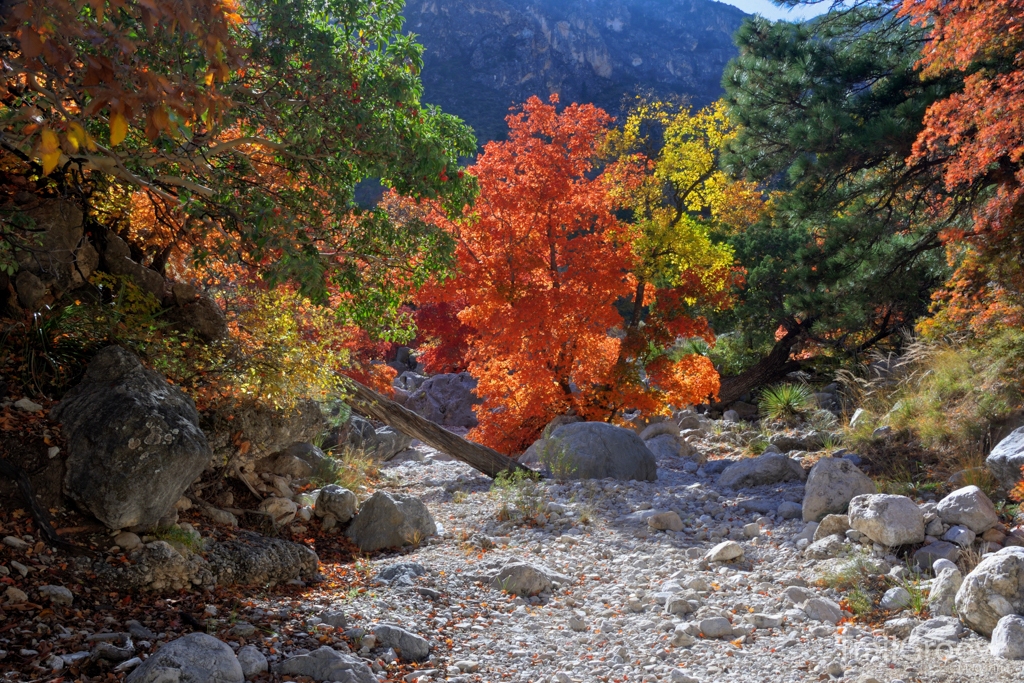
[125,633,242,683]
[647,511,684,532]
[38,585,73,606]
[955,546,1024,637]
[802,457,876,522]
[168,295,228,342]
[813,514,850,542]
[936,485,999,534]
[928,567,963,617]
[906,617,966,649]
[258,497,297,526]
[236,645,267,679]
[777,501,803,519]
[530,422,657,481]
[803,597,843,624]
[274,646,375,683]
[912,541,960,571]
[256,442,325,479]
[315,485,358,524]
[345,492,436,552]
[717,452,805,489]
[705,540,743,562]
[644,433,695,460]
[53,346,210,530]
[803,534,846,560]
[987,427,1024,491]
[848,494,925,547]
[205,531,318,587]
[374,624,430,661]
[942,525,976,547]
[405,372,481,428]
[491,561,569,596]
[991,614,1024,660]
[203,399,326,469]
[376,562,426,587]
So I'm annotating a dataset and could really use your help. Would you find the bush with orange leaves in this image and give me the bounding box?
[408,96,730,454]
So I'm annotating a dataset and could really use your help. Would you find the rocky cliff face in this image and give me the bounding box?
[406,0,747,143]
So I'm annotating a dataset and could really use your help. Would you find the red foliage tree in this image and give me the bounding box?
[413,96,722,453]
[901,0,1024,330]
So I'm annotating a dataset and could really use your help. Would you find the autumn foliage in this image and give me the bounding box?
[901,0,1024,332]
[411,96,727,453]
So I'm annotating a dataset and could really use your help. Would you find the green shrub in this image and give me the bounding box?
[490,469,545,524]
[759,383,816,422]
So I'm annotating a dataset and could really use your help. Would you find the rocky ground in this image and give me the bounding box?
[5,409,1024,683]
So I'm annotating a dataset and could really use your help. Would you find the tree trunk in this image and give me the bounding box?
[345,380,533,479]
[715,325,806,405]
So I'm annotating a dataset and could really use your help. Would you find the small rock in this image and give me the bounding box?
[669,669,699,683]
[491,561,568,596]
[990,614,1024,660]
[813,514,850,542]
[14,397,43,412]
[749,613,783,629]
[2,536,28,551]
[648,511,684,532]
[374,624,430,661]
[320,610,348,628]
[803,597,843,624]
[115,532,142,551]
[259,496,297,526]
[315,484,359,523]
[942,524,976,547]
[125,633,243,683]
[4,586,28,604]
[38,585,73,606]
[228,622,257,638]
[883,617,920,639]
[912,541,959,570]
[274,646,375,683]
[848,494,925,547]
[699,616,734,638]
[932,558,958,574]
[742,522,760,538]
[236,645,268,679]
[906,617,966,648]
[880,587,911,610]
[777,501,803,519]
[928,567,963,617]
[705,540,743,562]
[936,485,1000,533]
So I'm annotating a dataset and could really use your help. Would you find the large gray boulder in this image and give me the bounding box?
[936,485,1000,533]
[956,546,1024,637]
[274,646,375,683]
[530,422,657,481]
[802,457,876,522]
[987,427,1024,491]
[717,453,805,489]
[345,492,436,552]
[52,346,210,530]
[848,494,925,547]
[126,633,242,683]
[405,372,481,427]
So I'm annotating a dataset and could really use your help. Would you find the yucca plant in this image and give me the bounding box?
[760,383,816,422]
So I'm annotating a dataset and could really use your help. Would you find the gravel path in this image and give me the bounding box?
[323,431,1023,683]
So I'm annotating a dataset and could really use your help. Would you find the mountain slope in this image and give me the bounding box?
[405,0,749,143]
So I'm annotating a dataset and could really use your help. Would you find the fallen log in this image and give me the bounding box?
[345,380,533,479]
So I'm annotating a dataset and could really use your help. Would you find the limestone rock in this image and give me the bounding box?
[955,546,1024,637]
[991,614,1024,660]
[705,540,744,562]
[647,511,684,532]
[345,492,436,552]
[274,646,375,683]
[906,617,966,649]
[802,457,876,522]
[374,624,430,661]
[529,422,657,481]
[848,494,925,547]
[315,485,358,524]
[928,567,962,617]
[987,427,1024,491]
[405,372,481,428]
[53,346,210,530]
[125,633,243,683]
[491,561,569,596]
[236,645,268,679]
[717,452,805,489]
[813,514,850,542]
[936,485,1000,534]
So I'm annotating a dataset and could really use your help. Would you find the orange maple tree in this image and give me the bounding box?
[901,0,1024,331]
[412,96,723,453]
